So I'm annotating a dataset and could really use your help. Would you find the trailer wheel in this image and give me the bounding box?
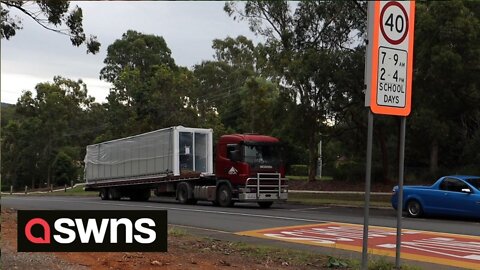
[217,184,234,207]
[108,188,121,200]
[177,182,197,205]
[100,189,109,200]
[257,201,273,208]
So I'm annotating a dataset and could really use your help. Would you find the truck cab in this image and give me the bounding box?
[215,134,288,208]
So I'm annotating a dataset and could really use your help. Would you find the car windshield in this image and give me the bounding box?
[466,178,480,190]
[243,143,282,169]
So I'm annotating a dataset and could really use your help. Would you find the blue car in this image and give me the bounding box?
[392,175,480,219]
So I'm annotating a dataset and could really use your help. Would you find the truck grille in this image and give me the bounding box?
[245,173,288,198]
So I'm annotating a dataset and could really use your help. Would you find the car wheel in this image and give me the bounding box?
[407,200,423,218]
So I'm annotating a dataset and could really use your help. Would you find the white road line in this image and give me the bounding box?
[289,207,331,212]
[3,197,330,224]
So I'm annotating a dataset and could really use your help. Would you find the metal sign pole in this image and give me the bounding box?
[395,116,406,268]
[361,109,374,270]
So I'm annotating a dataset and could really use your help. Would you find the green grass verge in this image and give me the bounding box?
[2,185,98,196]
[7,184,393,208]
[288,192,392,208]
[171,226,421,270]
[287,175,333,181]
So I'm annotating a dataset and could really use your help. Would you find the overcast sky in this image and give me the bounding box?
[1,1,262,104]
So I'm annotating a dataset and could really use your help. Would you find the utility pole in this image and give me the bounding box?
[317,140,322,179]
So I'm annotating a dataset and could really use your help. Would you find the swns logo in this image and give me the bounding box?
[18,210,167,252]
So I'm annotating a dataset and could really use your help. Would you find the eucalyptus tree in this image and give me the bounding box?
[193,36,281,135]
[225,1,366,181]
[1,77,95,188]
[100,30,199,138]
[1,0,100,53]
[410,0,480,175]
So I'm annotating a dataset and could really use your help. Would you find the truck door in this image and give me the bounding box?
[216,143,242,184]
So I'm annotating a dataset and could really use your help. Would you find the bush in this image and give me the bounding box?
[332,162,363,181]
[289,164,309,176]
[52,151,77,186]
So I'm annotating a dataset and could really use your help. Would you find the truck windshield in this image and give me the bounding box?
[243,143,282,169]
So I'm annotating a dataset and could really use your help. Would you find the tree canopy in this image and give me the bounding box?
[224,0,367,181]
[1,0,100,53]
[2,1,480,190]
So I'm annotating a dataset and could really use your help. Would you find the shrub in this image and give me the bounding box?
[289,164,309,176]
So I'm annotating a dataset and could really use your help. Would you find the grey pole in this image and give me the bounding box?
[317,140,323,178]
[361,109,374,270]
[10,185,13,195]
[395,117,407,269]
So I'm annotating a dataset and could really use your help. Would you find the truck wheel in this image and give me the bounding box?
[100,189,109,200]
[177,182,197,205]
[217,184,234,207]
[406,199,423,218]
[258,202,273,208]
[108,188,121,200]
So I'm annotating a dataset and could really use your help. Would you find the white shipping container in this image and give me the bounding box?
[84,126,213,183]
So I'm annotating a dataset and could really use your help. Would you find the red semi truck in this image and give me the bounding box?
[84,126,288,208]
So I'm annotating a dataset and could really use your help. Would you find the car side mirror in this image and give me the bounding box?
[230,150,241,162]
[461,188,472,194]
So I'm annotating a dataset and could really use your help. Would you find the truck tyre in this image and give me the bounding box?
[257,201,273,208]
[177,182,197,205]
[108,188,121,200]
[130,189,150,201]
[100,189,109,200]
[217,184,234,207]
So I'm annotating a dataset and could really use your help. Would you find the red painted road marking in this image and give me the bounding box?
[237,223,480,269]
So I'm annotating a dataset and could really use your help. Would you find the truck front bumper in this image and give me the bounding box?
[239,192,288,201]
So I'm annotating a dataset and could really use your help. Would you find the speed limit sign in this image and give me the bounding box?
[365,1,415,116]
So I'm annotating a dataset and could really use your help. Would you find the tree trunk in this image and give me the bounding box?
[47,163,52,188]
[430,140,439,174]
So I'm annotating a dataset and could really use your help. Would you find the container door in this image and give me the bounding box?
[179,132,194,172]
[195,133,208,173]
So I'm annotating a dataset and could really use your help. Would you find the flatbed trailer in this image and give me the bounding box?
[84,126,288,207]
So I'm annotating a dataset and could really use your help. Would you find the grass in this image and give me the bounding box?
[288,192,392,208]
[6,182,393,208]
[171,226,422,270]
[287,175,333,181]
[168,227,188,237]
[2,184,98,196]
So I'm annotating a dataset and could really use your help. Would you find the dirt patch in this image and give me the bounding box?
[1,208,328,270]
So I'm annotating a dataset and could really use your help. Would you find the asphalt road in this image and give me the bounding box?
[2,196,479,236]
[3,195,479,269]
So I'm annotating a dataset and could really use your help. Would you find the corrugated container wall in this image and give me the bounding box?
[84,126,213,183]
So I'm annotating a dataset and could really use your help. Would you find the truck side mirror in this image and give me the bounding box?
[230,150,241,162]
